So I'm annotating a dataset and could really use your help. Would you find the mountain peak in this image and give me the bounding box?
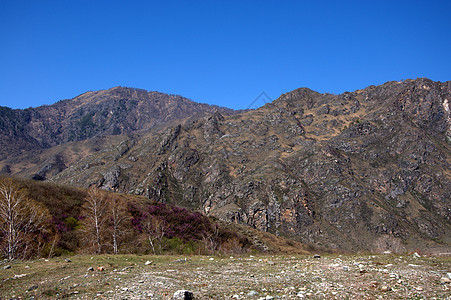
[0,87,235,162]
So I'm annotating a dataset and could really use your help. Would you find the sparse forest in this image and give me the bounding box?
[0,176,252,260]
[0,178,51,259]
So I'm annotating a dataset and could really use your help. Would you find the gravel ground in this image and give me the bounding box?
[1,254,449,299]
[112,254,450,299]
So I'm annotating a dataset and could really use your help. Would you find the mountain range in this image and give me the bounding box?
[1,78,450,253]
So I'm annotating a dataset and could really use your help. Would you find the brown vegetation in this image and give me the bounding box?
[0,177,51,260]
[0,177,302,260]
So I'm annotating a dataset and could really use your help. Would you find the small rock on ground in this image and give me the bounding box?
[173,289,194,300]
[26,285,38,292]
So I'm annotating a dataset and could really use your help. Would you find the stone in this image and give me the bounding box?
[247,290,259,296]
[173,290,194,300]
[26,284,38,292]
[440,277,451,284]
[297,291,305,298]
[380,285,390,292]
[447,273,451,280]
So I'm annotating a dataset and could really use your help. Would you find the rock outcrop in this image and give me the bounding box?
[0,87,234,178]
[3,79,451,252]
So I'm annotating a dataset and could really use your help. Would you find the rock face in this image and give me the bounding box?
[3,79,451,252]
[0,87,234,178]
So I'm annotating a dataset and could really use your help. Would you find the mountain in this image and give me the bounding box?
[0,87,235,178]
[1,79,450,253]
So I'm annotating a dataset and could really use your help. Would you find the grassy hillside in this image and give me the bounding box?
[0,176,311,260]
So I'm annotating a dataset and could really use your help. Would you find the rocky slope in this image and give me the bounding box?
[0,87,234,178]
[37,78,450,252]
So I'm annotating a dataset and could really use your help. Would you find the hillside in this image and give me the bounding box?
[1,79,450,253]
[0,87,235,178]
[0,177,310,259]
[44,79,450,253]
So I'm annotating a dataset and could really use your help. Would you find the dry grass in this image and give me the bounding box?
[0,254,449,299]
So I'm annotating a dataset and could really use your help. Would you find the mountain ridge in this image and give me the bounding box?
[1,78,450,253]
[0,86,236,176]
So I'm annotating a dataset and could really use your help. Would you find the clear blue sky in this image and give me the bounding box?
[1,0,450,110]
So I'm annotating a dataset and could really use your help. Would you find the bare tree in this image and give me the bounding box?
[108,194,129,254]
[0,178,50,260]
[202,224,220,255]
[81,186,107,253]
[142,215,166,254]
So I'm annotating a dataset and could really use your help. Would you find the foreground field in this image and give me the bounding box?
[0,254,450,299]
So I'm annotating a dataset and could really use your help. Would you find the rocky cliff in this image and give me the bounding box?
[0,87,234,177]
[37,78,450,252]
